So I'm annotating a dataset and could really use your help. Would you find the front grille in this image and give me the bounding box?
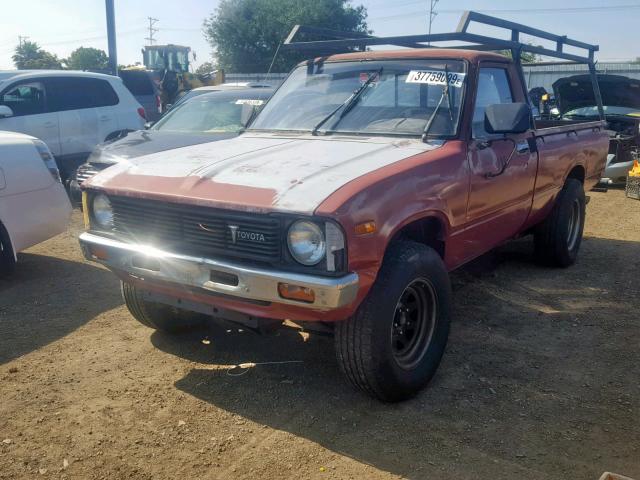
[76,163,107,184]
[109,196,282,264]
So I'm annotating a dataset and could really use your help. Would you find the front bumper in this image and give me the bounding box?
[79,232,359,310]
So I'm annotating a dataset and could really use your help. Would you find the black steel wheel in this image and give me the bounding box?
[391,278,437,370]
[335,241,451,402]
[534,178,586,267]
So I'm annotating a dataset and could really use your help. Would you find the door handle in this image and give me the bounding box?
[99,116,111,122]
[43,121,56,128]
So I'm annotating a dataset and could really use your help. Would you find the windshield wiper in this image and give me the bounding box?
[421,65,453,142]
[311,67,383,136]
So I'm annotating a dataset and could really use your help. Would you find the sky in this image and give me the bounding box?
[1,0,639,71]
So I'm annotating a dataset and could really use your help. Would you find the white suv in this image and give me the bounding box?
[0,70,146,182]
[0,131,71,275]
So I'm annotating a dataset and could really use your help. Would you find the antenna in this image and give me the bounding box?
[145,17,159,45]
[18,36,29,47]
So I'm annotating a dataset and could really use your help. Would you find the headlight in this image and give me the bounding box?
[287,220,326,266]
[92,194,114,228]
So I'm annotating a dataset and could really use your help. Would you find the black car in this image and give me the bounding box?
[70,86,273,202]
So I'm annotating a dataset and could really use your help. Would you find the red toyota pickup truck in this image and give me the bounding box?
[79,26,608,401]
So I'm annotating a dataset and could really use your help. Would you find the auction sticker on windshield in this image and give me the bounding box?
[235,99,265,106]
[406,70,466,88]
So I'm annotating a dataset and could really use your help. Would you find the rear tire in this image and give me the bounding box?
[0,223,16,277]
[335,241,451,402]
[534,178,585,267]
[121,281,207,333]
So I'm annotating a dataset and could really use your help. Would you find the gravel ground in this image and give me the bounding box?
[0,189,639,480]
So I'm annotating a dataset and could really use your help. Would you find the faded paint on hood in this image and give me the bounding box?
[87,133,440,214]
[88,129,238,165]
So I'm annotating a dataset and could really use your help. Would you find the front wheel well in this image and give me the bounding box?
[567,165,585,184]
[388,216,446,259]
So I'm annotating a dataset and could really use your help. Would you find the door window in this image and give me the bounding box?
[47,77,119,112]
[0,81,46,116]
[472,68,513,138]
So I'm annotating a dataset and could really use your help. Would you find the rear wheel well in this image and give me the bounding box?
[567,165,585,184]
[389,217,446,259]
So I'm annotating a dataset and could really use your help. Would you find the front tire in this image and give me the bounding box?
[121,281,207,333]
[534,178,586,267]
[335,241,451,402]
[0,223,16,277]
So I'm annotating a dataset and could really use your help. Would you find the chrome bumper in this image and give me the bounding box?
[79,232,359,310]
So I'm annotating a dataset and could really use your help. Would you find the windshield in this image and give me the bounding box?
[250,60,466,137]
[564,105,640,117]
[152,94,265,134]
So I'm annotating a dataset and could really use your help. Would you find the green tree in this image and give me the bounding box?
[12,41,62,69]
[64,47,109,70]
[195,61,215,75]
[499,45,540,64]
[203,0,368,73]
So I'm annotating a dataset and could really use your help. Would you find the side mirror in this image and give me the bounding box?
[0,105,14,118]
[484,102,531,135]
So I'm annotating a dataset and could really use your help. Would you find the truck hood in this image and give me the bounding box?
[87,132,438,214]
[88,129,238,166]
[553,74,640,115]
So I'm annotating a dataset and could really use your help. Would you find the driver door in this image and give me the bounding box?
[464,64,538,256]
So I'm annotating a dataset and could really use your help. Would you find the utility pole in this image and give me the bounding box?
[145,17,159,45]
[105,0,117,75]
[428,0,439,45]
[18,36,29,47]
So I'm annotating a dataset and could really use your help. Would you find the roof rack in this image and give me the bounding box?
[282,10,599,65]
[282,11,604,118]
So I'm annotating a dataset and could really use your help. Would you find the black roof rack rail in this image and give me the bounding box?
[282,11,604,118]
[282,10,599,65]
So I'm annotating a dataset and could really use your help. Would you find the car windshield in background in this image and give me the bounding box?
[151,94,266,134]
[250,60,466,137]
[170,89,211,109]
[564,105,640,118]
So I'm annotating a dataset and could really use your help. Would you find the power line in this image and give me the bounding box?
[145,17,159,45]
[370,3,640,21]
[427,0,439,44]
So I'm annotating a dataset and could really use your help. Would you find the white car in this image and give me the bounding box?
[0,131,71,275]
[0,70,146,183]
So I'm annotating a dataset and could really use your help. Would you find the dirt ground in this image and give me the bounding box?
[1,189,639,480]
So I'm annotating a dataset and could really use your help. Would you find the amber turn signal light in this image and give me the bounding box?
[278,283,315,303]
[88,245,109,261]
[354,221,376,235]
[81,191,90,229]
